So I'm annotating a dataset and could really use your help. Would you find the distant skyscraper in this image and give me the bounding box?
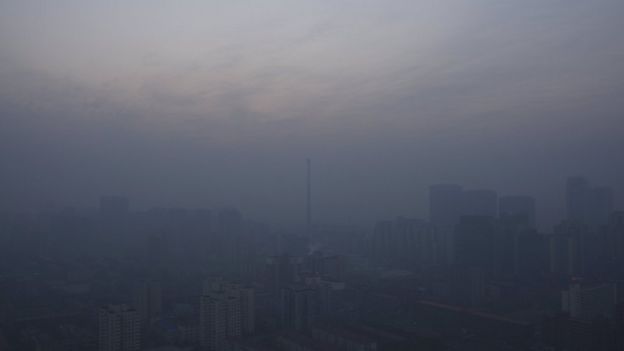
[429,184,463,265]
[429,184,464,226]
[566,177,590,223]
[98,304,140,351]
[238,286,256,335]
[562,281,617,320]
[371,217,435,268]
[280,284,316,331]
[224,294,242,339]
[550,221,587,277]
[461,190,498,217]
[588,186,614,228]
[266,255,301,295]
[607,212,624,265]
[200,293,227,351]
[499,195,536,227]
[147,233,170,273]
[132,280,162,329]
[453,216,497,273]
[200,279,255,351]
[566,177,614,228]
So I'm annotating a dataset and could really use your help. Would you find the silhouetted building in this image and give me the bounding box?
[429,184,463,264]
[200,292,228,351]
[429,184,464,227]
[461,190,498,217]
[588,186,614,229]
[496,215,543,279]
[320,255,348,281]
[238,286,256,335]
[607,212,624,269]
[566,177,614,229]
[454,216,497,274]
[371,217,435,269]
[499,195,536,227]
[562,280,617,320]
[567,177,590,223]
[201,278,255,347]
[280,285,316,331]
[550,221,586,277]
[513,230,548,280]
[98,304,140,351]
[266,255,301,295]
[132,280,162,329]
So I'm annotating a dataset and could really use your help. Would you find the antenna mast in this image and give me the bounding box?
[306,158,311,229]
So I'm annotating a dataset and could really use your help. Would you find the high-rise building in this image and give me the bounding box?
[499,195,536,227]
[280,285,317,331]
[429,184,464,227]
[146,233,171,274]
[607,212,624,265]
[238,286,255,335]
[549,221,587,277]
[513,229,547,280]
[132,280,162,329]
[566,177,590,223]
[371,217,435,269]
[562,280,617,320]
[224,293,242,339]
[200,293,227,351]
[215,208,246,267]
[429,184,464,265]
[98,304,140,351]
[200,279,255,350]
[320,255,347,281]
[462,190,498,217]
[495,215,544,279]
[588,186,614,229]
[453,216,497,275]
[566,177,614,229]
[265,255,301,295]
[429,185,503,266]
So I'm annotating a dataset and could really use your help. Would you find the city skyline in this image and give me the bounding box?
[2,2,624,350]
[4,174,619,232]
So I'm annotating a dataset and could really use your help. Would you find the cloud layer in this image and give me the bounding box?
[1,0,623,228]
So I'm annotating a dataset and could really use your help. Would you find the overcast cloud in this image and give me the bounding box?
[1,0,623,229]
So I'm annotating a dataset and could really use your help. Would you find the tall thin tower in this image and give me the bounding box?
[306,158,311,229]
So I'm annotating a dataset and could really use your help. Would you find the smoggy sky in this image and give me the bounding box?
[1,0,623,229]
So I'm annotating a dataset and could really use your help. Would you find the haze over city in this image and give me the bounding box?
[2,1,624,351]
[2,0,623,229]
